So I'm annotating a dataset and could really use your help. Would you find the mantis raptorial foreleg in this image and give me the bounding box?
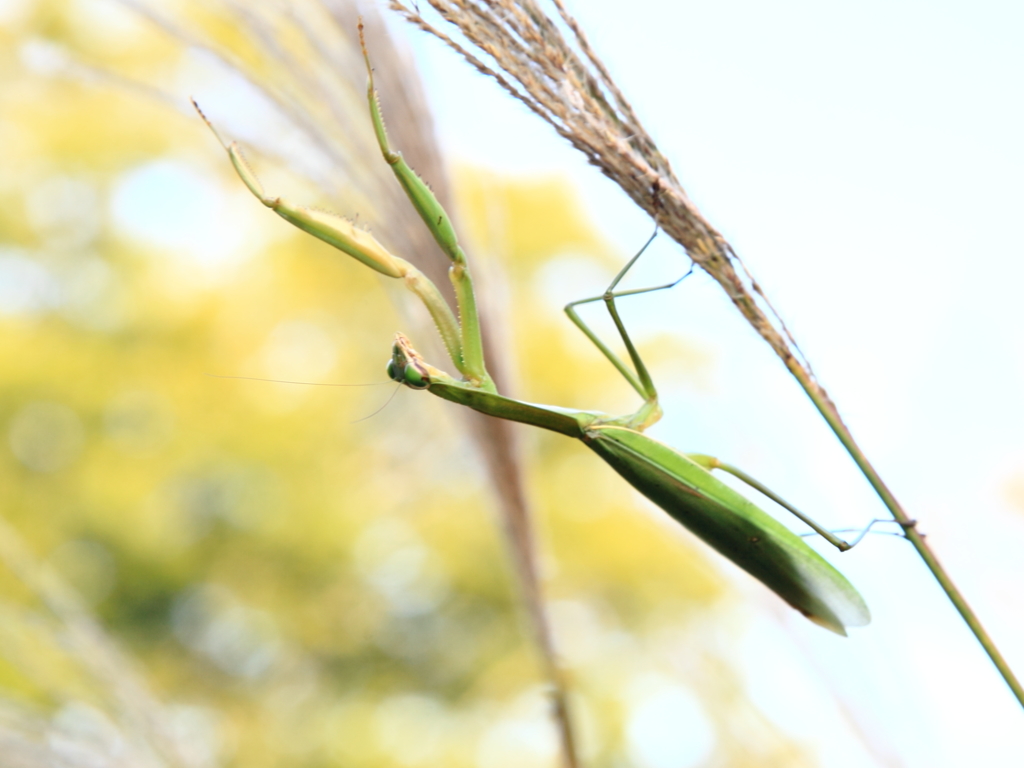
[360,26,492,391]
[191,99,466,374]
[194,21,498,393]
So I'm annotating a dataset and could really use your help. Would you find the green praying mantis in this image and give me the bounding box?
[194,32,871,636]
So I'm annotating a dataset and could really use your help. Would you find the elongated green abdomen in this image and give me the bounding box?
[584,425,870,635]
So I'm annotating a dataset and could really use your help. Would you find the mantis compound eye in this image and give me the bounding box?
[402,365,429,389]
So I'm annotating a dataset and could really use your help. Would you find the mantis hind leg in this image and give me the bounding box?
[687,454,919,552]
[564,229,694,428]
[686,453,857,552]
[808,518,920,548]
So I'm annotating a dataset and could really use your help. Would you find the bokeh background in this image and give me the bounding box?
[1,1,1022,767]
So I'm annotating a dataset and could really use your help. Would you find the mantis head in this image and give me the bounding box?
[386,333,432,390]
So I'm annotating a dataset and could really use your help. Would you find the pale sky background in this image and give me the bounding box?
[396,2,1024,766]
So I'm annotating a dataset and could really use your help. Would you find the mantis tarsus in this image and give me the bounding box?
[195,30,871,636]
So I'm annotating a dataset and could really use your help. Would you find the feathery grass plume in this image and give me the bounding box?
[389,0,813,380]
[388,0,1024,709]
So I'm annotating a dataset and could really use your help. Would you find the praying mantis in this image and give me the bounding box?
[194,35,871,636]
